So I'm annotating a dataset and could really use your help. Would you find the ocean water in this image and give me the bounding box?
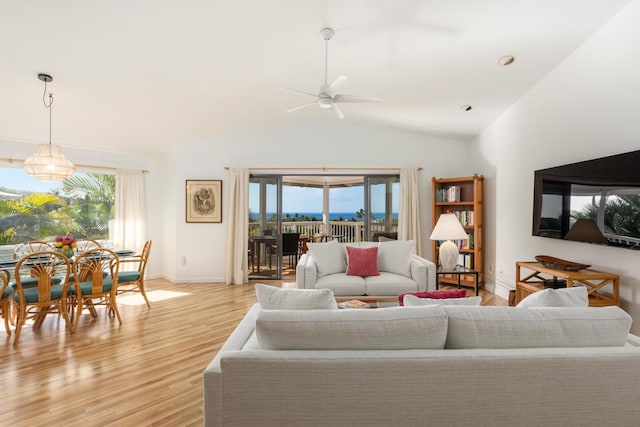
[276,212,398,221]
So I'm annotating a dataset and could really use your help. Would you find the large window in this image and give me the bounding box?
[0,167,115,246]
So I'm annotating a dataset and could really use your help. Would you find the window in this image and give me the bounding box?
[0,167,115,247]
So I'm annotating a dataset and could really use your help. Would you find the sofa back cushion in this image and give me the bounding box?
[444,306,632,349]
[376,240,415,277]
[307,240,346,277]
[256,305,448,350]
[255,284,338,310]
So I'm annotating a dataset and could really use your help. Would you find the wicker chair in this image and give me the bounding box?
[70,248,121,332]
[1,270,12,335]
[116,240,152,307]
[12,251,73,344]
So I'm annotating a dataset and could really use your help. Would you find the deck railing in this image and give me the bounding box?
[249,221,396,243]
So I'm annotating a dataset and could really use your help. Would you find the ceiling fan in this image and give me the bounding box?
[276,27,381,119]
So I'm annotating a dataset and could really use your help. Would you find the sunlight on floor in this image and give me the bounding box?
[117,290,190,305]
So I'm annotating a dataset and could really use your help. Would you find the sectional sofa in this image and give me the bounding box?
[203,287,640,426]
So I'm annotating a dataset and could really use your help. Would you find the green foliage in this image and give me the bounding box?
[0,172,116,244]
[574,195,640,239]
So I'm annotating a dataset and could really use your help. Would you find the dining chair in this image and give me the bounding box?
[75,239,101,254]
[70,248,121,332]
[13,241,52,259]
[12,251,73,344]
[281,233,301,269]
[1,270,12,335]
[116,240,152,307]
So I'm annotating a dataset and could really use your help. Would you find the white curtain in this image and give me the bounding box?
[224,168,249,285]
[398,168,422,256]
[112,169,147,252]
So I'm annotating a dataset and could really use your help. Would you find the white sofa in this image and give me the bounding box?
[204,301,640,426]
[295,240,436,297]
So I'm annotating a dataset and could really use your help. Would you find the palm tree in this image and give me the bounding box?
[62,174,116,238]
[0,193,70,243]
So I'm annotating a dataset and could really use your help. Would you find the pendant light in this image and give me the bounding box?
[23,73,75,182]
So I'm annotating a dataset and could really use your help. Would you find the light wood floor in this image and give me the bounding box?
[1,279,506,426]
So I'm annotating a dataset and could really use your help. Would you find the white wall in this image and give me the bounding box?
[473,0,640,332]
[166,118,474,282]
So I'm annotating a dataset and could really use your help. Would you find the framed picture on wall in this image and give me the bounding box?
[186,180,222,223]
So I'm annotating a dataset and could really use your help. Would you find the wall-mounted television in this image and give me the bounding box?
[532,150,640,249]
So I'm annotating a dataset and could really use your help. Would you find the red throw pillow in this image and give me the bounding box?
[346,246,380,277]
[398,289,467,306]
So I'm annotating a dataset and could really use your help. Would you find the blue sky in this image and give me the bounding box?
[0,167,61,193]
[249,182,399,214]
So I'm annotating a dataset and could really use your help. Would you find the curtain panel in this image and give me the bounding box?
[398,168,422,256]
[224,168,249,285]
[112,169,147,252]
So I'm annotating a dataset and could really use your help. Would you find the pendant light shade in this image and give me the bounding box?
[23,143,75,182]
[24,73,75,182]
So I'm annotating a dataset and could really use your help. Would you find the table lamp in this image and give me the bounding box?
[430,213,469,270]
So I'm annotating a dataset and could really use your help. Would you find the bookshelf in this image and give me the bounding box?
[432,174,484,289]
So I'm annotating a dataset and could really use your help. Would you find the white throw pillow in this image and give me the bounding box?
[404,294,482,306]
[255,284,338,310]
[307,240,347,277]
[444,306,632,349]
[256,305,448,350]
[516,286,588,308]
[377,240,415,277]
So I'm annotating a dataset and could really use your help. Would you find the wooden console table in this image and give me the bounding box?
[515,261,619,307]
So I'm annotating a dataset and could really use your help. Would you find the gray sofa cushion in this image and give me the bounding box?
[314,273,366,296]
[364,272,419,295]
[256,305,448,350]
[444,306,632,349]
[255,283,338,310]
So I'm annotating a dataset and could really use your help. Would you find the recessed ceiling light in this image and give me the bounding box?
[498,55,515,66]
[460,105,472,112]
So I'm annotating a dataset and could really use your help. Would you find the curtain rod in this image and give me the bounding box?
[224,166,422,172]
[0,157,149,174]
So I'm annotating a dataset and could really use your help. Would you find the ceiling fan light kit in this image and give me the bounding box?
[23,73,75,182]
[276,27,381,119]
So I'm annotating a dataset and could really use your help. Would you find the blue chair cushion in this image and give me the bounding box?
[70,278,114,295]
[14,284,65,303]
[118,271,141,283]
[2,286,12,299]
[11,276,62,289]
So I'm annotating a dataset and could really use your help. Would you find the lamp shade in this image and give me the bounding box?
[23,143,75,182]
[430,213,469,241]
[564,219,607,244]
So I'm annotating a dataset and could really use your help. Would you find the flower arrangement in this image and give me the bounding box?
[54,235,77,256]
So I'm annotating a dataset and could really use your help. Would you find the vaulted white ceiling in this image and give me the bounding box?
[0,0,631,155]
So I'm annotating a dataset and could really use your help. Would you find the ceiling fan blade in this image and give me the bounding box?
[328,75,348,96]
[286,100,317,113]
[330,103,344,119]
[333,95,382,103]
[274,86,319,99]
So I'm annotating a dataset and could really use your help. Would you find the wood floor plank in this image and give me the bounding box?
[1,278,506,426]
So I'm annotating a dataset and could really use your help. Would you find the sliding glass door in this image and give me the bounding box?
[248,173,400,279]
[366,176,400,241]
[248,175,281,279]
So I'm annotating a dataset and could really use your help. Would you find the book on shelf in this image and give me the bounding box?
[452,210,474,226]
[435,185,461,203]
[458,253,473,269]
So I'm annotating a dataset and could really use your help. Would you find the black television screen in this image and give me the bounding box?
[532,150,640,249]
